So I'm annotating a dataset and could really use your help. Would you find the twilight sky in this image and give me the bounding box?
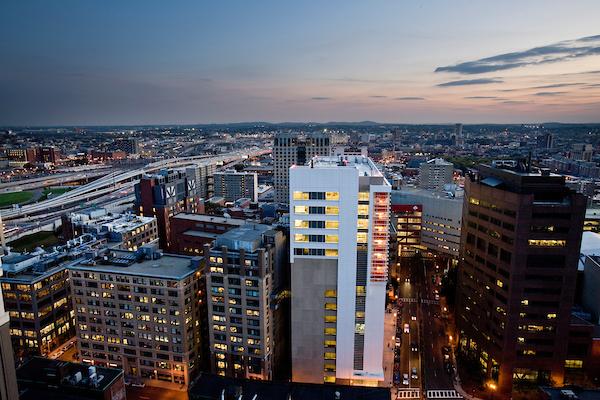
[1,1,600,125]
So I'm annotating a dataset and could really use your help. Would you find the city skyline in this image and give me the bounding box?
[1,1,600,125]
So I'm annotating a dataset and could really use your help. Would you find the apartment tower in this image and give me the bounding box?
[457,164,586,394]
[273,132,331,204]
[290,155,391,385]
[0,236,19,400]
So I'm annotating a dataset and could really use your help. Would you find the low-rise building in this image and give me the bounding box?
[213,170,258,203]
[169,214,247,256]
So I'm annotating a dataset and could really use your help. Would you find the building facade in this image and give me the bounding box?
[273,132,331,204]
[204,224,286,380]
[134,169,204,251]
[418,158,454,190]
[114,138,140,155]
[169,214,247,256]
[457,165,586,394]
[289,155,391,386]
[0,242,19,400]
[69,248,204,390]
[213,170,258,203]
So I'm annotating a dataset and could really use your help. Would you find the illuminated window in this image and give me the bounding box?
[325,220,339,229]
[358,192,370,201]
[324,327,336,335]
[469,197,480,205]
[325,315,337,323]
[357,219,369,229]
[358,205,369,215]
[325,303,337,311]
[325,249,338,257]
[521,299,529,306]
[355,311,365,318]
[293,191,309,200]
[325,235,338,243]
[565,359,583,369]
[357,232,368,243]
[324,363,336,372]
[325,192,339,201]
[294,205,308,214]
[496,280,504,288]
[324,340,336,347]
[294,220,309,228]
[294,234,308,243]
[547,313,557,319]
[324,376,336,383]
[517,337,525,344]
[324,290,337,298]
[325,206,339,215]
[528,239,566,247]
[324,352,336,360]
[356,286,366,296]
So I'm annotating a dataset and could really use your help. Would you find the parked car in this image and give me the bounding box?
[411,342,418,352]
[411,367,418,379]
[402,373,409,385]
[404,323,410,334]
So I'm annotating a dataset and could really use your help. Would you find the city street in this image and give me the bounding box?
[391,255,461,400]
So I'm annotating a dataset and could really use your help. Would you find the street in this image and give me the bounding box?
[391,254,461,400]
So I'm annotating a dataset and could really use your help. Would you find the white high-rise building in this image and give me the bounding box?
[289,155,391,386]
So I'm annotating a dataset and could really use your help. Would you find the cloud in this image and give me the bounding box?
[534,91,565,96]
[464,96,498,99]
[501,100,530,104]
[437,78,503,87]
[532,83,582,89]
[435,34,600,75]
[394,96,425,101]
[310,96,332,100]
[369,95,387,98]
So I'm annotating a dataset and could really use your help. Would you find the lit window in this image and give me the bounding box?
[294,234,308,243]
[325,249,338,257]
[521,299,528,306]
[324,352,336,360]
[547,313,557,319]
[358,205,369,215]
[357,232,368,243]
[324,340,336,347]
[325,192,339,201]
[325,235,338,243]
[357,219,369,229]
[325,206,339,215]
[358,192,370,201]
[325,315,337,323]
[325,303,337,311]
[496,280,504,288]
[293,191,309,200]
[294,205,308,214]
[324,376,336,383]
[294,220,309,228]
[528,239,566,247]
[325,220,339,229]
[324,290,337,298]
[324,327,336,335]
[565,359,583,369]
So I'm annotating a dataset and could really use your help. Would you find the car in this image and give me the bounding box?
[411,315,417,321]
[411,342,418,352]
[405,278,410,283]
[411,367,418,379]
[434,294,440,301]
[402,373,409,385]
[395,337,401,347]
[394,372,401,384]
[403,323,410,334]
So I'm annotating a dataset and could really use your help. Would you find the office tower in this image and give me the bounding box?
[392,188,463,259]
[69,248,204,390]
[570,143,594,162]
[134,169,203,251]
[457,164,586,394]
[114,138,140,155]
[204,224,286,379]
[213,170,258,203]
[186,163,217,199]
[418,158,454,190]
[537,133,554,150]
[454,123,464,147]
[391,204,423,257]
[273,132,331,204]
[289,155,391,385]
[0,242,19,400]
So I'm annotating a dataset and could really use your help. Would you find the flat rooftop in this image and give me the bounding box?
[70,249,200,280]
[172,213,247,226]
[301,155,383,177]
[215,223,272,252]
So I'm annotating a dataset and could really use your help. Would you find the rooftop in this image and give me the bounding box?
[189,373,390,400]
[70,249,201,280]
[17,357,123,400]
[303,155,383,177]
[171,213,247,226]
[215,223,272,252]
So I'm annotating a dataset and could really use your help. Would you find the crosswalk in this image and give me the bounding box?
[398,297,440,305]
[399,297,418,303]
[426,389,463,399]
[397,389,420,399]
